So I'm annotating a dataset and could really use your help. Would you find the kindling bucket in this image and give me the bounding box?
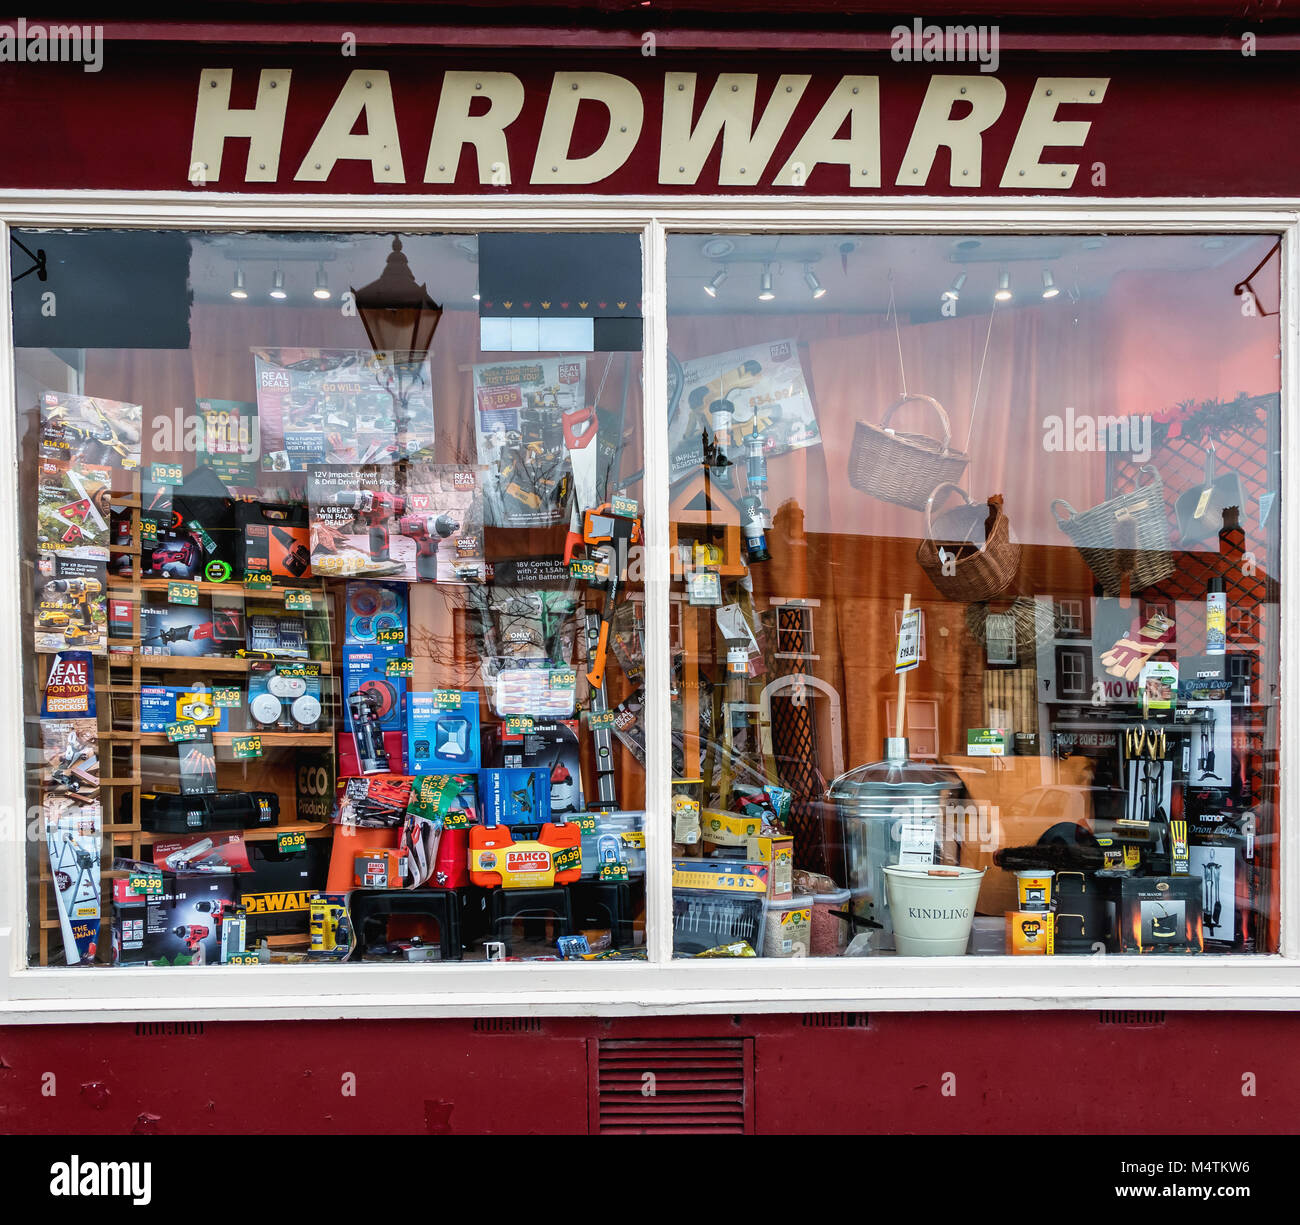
[883,866,985,956]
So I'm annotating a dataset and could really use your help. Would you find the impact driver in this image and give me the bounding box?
[396,514,460,580]
[328,490,407,562]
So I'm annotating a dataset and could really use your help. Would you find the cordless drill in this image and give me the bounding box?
[329,490,406,562]
[172,924,209,952]
[45,577,102,626]
[396,514,460,580]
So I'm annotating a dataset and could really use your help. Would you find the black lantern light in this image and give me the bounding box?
[352,236,443,363]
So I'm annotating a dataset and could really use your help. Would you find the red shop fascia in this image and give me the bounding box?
[2,9,1299,1136]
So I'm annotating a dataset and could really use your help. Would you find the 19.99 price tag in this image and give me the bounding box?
[149,462,183,485]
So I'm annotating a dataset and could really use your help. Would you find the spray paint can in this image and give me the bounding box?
[745,424,768,494]
[1206,576,1226,655]
[739,495,771,563]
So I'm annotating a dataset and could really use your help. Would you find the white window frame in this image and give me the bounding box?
[0,192,1296,1021]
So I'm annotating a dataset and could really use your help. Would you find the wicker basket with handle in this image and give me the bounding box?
[849,394,970,511]
[1051,465,1174,596]
[916,483,1021,603]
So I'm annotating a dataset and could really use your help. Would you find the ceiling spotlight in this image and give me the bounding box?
[269,268,287,300]
[994,270,1013,302]
[703,267,728,298]
[1041,269,1059,299]
[472,289,481,301]
[758,265,775,302]
[230,266,248,300]
[942,272,967,302]
[803,264,826,300]
[313,264,331,300]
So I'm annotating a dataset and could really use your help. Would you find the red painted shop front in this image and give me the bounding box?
[1,8,1298,1136]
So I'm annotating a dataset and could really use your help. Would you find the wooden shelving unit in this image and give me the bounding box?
[35,474,338,965]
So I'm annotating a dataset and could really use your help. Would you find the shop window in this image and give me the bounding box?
[16,229,646,969]
[665,229,1282,961]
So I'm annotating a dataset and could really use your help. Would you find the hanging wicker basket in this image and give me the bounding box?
[966,598,1060,656]
[916,483,1021,603]
[848,394,970,510]
[1051,465,1174,596]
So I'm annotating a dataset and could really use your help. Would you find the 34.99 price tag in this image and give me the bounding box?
[212,686,242,708]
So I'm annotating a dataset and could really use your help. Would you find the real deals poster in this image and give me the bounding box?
[254,348,436,471]
[471,356,586,527]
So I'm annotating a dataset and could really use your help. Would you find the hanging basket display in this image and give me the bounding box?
[848,394,970,511]
[1051,465,1174,596]
[916,483,1020,603]
[966,597,1060,656]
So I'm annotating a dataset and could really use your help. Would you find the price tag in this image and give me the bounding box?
[149,462,183,485]
[587,710,615,728]
[443,810,473,830]
[226,952,260,966]
[376,627,406,645]
[505,715,534,734]
[550,669,576,690]
[895,608,922,675]
[433,689,461,708]
[129,874,164,896]
[282,589,313,611]
[574,814,598,834]
[140,519,159,545]
[243,570,273,591]
[167,580,199,606]
[568,558,597,581]
[599,862,630,882]
[165,721,202,743]
[552,845,582,873]
[611,495,639,519]
[212,685,242,708]
[386,658,413,678]
[231,734,263,760]
[277,830,307,854]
